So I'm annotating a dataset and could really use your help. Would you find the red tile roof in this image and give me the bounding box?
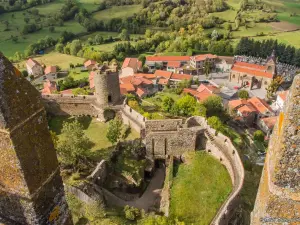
[120,83,135,92]
[167,61,181,68]
[26,58,40,68]
[238,104,257,117]
[154,70,172,79]
[120,87,128,95]
[261,116,278,129]
[146,56,190,62]
[231,65,273,79]
[196,83,218,93]
[84,60,97,68]
[158,78,169,85]
[136,87,147,98]
[260,116,278,129]
[122,58,141,70]
[234,61,266,71]
[44,66,57,75]
[247,97,273,114]
[192,54,218,62]
[120,75,152,87]
[42,80,57,94]
[170,73,193,81]
[134,73,157,79]
[278,90,289,102]
[183,88,215,102]
[89,71,96,89]
[228,99,248,109]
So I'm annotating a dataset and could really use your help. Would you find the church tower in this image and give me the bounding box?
[265,50,277,77]
[0,53,73,225]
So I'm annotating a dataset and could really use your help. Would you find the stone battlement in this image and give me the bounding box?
[251,75,300,224]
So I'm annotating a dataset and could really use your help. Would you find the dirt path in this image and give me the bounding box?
[103,168,165,211]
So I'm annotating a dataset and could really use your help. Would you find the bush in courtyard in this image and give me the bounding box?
[202,95,223,117]
[254,130,265,142]
[238,90,249,99]
[124,206,141,221]
[106,117,123,145]
[162,96,175,112]
[207,116,223,131]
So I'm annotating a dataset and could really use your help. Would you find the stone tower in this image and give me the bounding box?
[251,75,300,224]
[94,65,121,106]
[0,53,73,225]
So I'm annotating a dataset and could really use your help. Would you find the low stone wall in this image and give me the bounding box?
[87,160,108,186]
[193,117,244,225]
[160,155,174,216]
[145,119,183,133]
[65,185,101,204]
[121,103,145,134]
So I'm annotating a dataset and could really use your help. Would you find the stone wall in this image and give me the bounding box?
[87,160,108,186]
[251,75,300,224]
[121,101,145,134]
[160,155,174,216]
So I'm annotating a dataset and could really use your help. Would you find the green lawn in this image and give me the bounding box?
[277,12,300,25]
[69,68,90,81]
[49,116,140,160]
[93,5,142,21]
[170,151,232,224]
[210,9,237,22]
[143,91,181,108]
[77,0,104,12]
[15,52,85,71]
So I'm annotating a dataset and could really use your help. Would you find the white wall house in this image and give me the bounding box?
[275,91,288,112]
[26,58,43,77]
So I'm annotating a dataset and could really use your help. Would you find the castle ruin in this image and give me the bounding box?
[42,65,121,121]
[0,53,73,224]
[251,75,300,224]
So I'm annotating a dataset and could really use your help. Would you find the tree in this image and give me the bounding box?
[55,43,64,53]
[207,116,223,131]
[204,61,212,79]
[162,96,175,112]
[238,90,249,99]
[194,103,207,117]
[172,94,197,116]
[119,29,130,41]
[254,130,265,142]
[24,17,30,23]
[106,117,123,145]
[57,120,92,169]
[266,76,283,99]
[21,70,28,77]
[124,206,141,221]
[11,35,18,43]
[69,40,82,56]
[202,95,223,117]
[49,26,55,32]
[138,55,146,66]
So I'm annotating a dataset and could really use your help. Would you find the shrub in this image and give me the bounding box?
[124,206,141,221]
[238,90,249,99]
[254,130,265,142]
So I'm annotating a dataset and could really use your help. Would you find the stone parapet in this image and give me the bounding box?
[251,75,300,224]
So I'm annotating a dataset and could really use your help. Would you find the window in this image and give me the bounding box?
[264,81,268,85]
[232,74,235,78]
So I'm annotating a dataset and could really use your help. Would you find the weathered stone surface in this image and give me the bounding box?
[0,52,73,225]
[251,75,300,224]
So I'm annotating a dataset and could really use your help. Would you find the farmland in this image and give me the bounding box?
[0,0,299,58]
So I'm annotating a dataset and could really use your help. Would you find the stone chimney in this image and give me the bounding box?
[251,75,300,224]
[0,53,73,225]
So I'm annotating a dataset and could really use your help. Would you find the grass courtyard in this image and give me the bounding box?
[49,116,140,160]
[170,151,232,224]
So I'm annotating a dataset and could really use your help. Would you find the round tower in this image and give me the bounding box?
[94,71,108,106]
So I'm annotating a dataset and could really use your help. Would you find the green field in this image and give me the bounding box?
[15,52,85,71]
[170,151,232,224]
[49,116,140,160]
[93,5,142,21]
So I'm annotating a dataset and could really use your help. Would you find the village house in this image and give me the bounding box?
[167,61,181,73]
[257,116,278,137]
[145,56,190,72]
[183,83,219,102]
[26,58,44,77]
[121,58,142,77]
[44,66,57,80]
[228,97,275,126]
[169,73,193,88]
[215,56,234,73]
[84,60,97,70]
[190,54,218,74]
[119,74,157,97]
[42,80,57,95]
[229,57,276,90]
[274,90,289,112]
